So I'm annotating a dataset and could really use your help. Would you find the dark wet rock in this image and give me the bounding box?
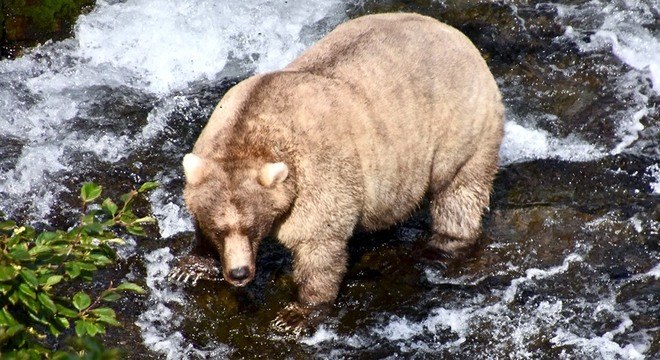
[493,155,659,213]
[70,86,158,135]
[0,135,24,172]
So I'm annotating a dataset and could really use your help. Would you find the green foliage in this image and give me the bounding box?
[0,182,159,358]
[4,0,95,33]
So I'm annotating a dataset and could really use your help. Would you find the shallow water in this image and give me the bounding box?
[0,0,658,359]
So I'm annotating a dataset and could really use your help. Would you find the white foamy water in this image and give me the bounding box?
[0,0,346,221]
[136,248,232,359]
[557,0,660,95]
[647,164,660,194]
[304,251,655,359]
[500,121,605,165]
[76,0,345,94]
[148,174,194,239]
[555,0,659,158]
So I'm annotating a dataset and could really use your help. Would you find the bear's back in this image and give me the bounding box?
[284,13,504,229]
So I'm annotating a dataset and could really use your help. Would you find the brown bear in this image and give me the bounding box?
[174,12,504,334]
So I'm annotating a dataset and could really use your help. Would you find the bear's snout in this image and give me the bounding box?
[221,233,254,286]
[224,265,254,287]
[228,266,250,282]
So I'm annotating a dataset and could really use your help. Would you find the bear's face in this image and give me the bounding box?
[182,154,293,286]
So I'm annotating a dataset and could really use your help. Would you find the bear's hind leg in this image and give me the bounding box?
[425,146,499,265]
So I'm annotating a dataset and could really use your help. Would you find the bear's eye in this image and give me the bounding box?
[214,228,228,239]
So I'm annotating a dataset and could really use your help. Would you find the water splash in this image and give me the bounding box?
[75,0,346,94]
[0,0,347,221]
[500,121,605,165]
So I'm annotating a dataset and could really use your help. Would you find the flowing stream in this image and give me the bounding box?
[0,0,658,359]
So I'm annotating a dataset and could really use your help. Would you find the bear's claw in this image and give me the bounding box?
[271,302,330,338]
[167,255,223,286]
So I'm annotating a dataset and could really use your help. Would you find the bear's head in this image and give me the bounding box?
[181,153,295,286]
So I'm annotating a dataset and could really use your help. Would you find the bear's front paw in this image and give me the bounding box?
[271,302,330,338]
[167,255,222,286]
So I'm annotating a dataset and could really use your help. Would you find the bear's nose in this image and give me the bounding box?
[228,266,250,281]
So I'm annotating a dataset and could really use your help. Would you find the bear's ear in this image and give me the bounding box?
[258,162,288,188]
[183,153,208,185]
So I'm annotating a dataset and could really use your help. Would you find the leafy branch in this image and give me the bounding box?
[0,181,158,358]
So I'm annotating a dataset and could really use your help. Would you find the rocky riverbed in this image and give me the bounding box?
[0,0,658,359]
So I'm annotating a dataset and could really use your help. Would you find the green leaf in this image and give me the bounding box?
[92,308,121,327]
[82,213,95,226]
[55,316,69,329]
[96,315,121,327]
[102,198,119,217]
[75,320,87,337]
[85,321,105,336]
[120,210,136,224]
[133,216,156,224]
[7,288,19,305]
[81,182,102,203]
[18,290,40,314]
[0,265,18,281]
[72,261,98,272]
[89,254,112,266]
[83,222,104,235]
[0,220,16,231]
[19,268,39,288]
[4,324,25,338]
[72,292,91,311]
[28,244,53,258]
[0,308,19,326]
[119,192,132,205]
[38,292,57,314]
[115,282,146,294]
[0,283,13,295]
[44,275,64,289]
[52,352,72,360]
[18,283,37,299]
[120,191,138,210]
[65,262,81,279]
[101,292,121,302]
[90,307,115,318]
[48,323,62,337]
[9,247,31,262]
[126,225,145,236]
[138,181,159,193]
[56,304,78,318]
[35,231,59,245]
[27,309,48,327]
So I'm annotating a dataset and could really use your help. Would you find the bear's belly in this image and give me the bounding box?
[358,155,431,231]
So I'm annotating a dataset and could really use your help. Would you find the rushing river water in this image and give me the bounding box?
[0,0,658,359]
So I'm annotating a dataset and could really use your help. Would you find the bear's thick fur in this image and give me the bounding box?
[180,13,504,332]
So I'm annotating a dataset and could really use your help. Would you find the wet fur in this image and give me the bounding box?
[182,13,504,327]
